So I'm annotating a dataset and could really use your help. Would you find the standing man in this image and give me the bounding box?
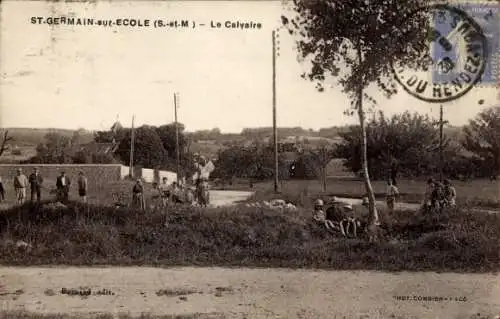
[13,168,28,205]
[386,179,399,214]
[132,179,145,210]
[77,171,88,203]
[192,155,214,205]
[158,177,170,208]
[56,171,71,202]
[29,167,43,202]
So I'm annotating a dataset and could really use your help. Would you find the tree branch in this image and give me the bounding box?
[0,130,13,157]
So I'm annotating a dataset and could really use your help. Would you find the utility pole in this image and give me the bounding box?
[433,104,449,182]
[174,92,180,184]
[129,115,135,178]
[272,29,279,193]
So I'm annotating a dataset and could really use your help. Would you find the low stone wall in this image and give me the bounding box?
[118,165,177,185]
[0,164,122,190]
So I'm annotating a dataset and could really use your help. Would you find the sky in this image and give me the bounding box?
[0,0,497,133]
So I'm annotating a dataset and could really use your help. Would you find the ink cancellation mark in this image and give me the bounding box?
[393,4,488,103]
[434,0,499,86]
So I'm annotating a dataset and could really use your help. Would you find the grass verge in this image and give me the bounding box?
[0,201,499,272]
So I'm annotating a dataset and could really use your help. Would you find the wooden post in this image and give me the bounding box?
[273,30,279,193]
[431,104,448,182]
[174,93,180,184]
[439,104,444,182]
[129,115,135,178]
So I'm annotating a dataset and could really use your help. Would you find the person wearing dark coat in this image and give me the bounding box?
[132,179,146,210]
[29,167,44,202]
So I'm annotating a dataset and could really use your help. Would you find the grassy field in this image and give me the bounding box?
[217,178,500,209]
[0,199,498,272]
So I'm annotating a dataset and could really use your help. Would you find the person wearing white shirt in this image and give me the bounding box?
[56,171,71,202]
[386,179,399,214]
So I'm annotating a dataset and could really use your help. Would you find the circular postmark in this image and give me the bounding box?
[392,4,488,103]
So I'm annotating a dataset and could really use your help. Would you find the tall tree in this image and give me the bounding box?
[33,132,73,163]
[116,126,167,169]
[283,0,430,231]
[462,106,500,178]
[336,111,451,179]
[156,123,189,162]
[308,141,336,192]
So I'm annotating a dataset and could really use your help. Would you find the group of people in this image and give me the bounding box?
[129,153,214,210]
[0,167,89,205]
[422,178,456,212]
[312,196,368,238]
[311,177,458,238]
[130,177,194,211]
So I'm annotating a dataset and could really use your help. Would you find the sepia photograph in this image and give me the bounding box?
[0,0,499,318]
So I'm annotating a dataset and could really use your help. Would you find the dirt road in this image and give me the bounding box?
[208,190,254,207]
[1,267,499,318]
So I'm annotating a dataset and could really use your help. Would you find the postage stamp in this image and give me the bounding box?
[432,1,500,86]
[393,3,489,103]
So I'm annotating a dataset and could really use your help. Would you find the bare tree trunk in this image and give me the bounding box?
[0,130,13,157]
[357,46,379,229]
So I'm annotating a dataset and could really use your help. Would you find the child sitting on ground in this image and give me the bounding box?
[313,198,348,236]
[185,186,196,205]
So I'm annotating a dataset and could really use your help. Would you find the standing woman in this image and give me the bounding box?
[77,171,88,203]
[132,179,146,211]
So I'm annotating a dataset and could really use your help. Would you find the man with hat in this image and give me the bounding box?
[29,167,44,202]
[312,198,327,223]
[13,168,28,205]
[312,198,342,234]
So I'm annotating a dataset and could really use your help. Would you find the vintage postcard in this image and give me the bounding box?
[0,0,499,318]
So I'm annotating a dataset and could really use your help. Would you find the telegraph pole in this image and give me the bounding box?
[174,92,180,184]
[433,104,449,182]
[272,30,279,193]
[439,104,450,183]
[129,115,135,178]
